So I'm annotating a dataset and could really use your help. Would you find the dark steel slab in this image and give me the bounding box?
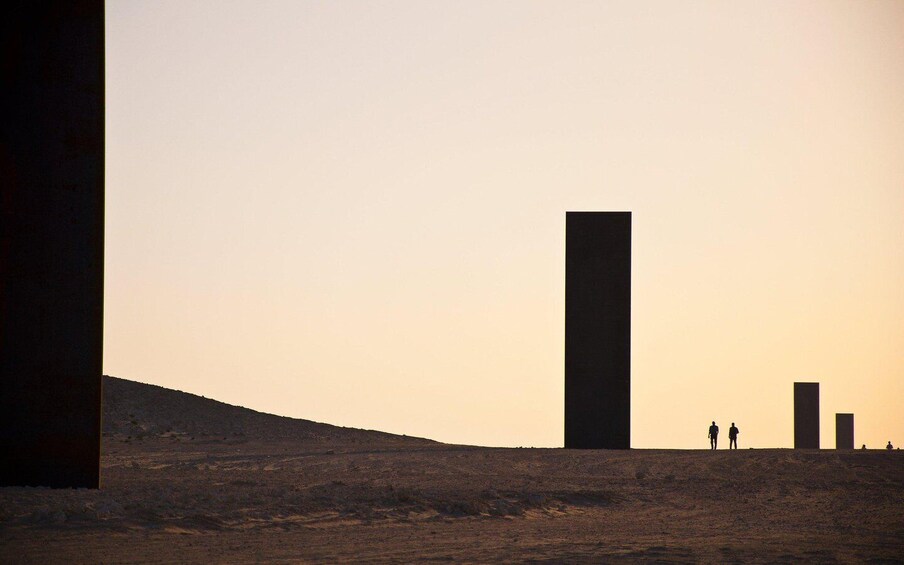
[565,211,631,449]
[793,382,820,449]
[835,413,854,450]
[0,0,105,487]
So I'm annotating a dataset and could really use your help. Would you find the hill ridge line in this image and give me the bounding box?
[102,375,436,445]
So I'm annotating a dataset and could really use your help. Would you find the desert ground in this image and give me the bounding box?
[1,377,902,563]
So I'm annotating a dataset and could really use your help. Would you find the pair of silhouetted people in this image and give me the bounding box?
[861,442,895,450]
[708,421,739,449]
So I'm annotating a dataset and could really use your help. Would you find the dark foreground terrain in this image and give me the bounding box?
[1,377,902,563]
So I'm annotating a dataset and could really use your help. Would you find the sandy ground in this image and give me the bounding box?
[2,378,902,563]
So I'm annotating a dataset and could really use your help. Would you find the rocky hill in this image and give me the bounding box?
[101,375,434,445]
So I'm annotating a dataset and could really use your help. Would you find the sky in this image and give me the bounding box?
[104,0,904,449]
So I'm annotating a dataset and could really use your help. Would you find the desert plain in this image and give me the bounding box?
[1,376,902,563]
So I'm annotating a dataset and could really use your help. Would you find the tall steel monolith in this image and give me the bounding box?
[565,211,631,449]
[793,382,820,449]
[0,0,105,488]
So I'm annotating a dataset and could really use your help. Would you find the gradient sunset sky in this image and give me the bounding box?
[105,0,903,449]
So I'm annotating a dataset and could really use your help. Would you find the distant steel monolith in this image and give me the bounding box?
[793,382,820,449]
[835,413,854,450]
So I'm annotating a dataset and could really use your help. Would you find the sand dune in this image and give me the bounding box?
[2,377,903,562]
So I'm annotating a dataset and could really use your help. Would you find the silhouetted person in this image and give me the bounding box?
[861,444,867,450]
[708,421,719,450]
[728,422,739,449]
[887,441,894,450]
